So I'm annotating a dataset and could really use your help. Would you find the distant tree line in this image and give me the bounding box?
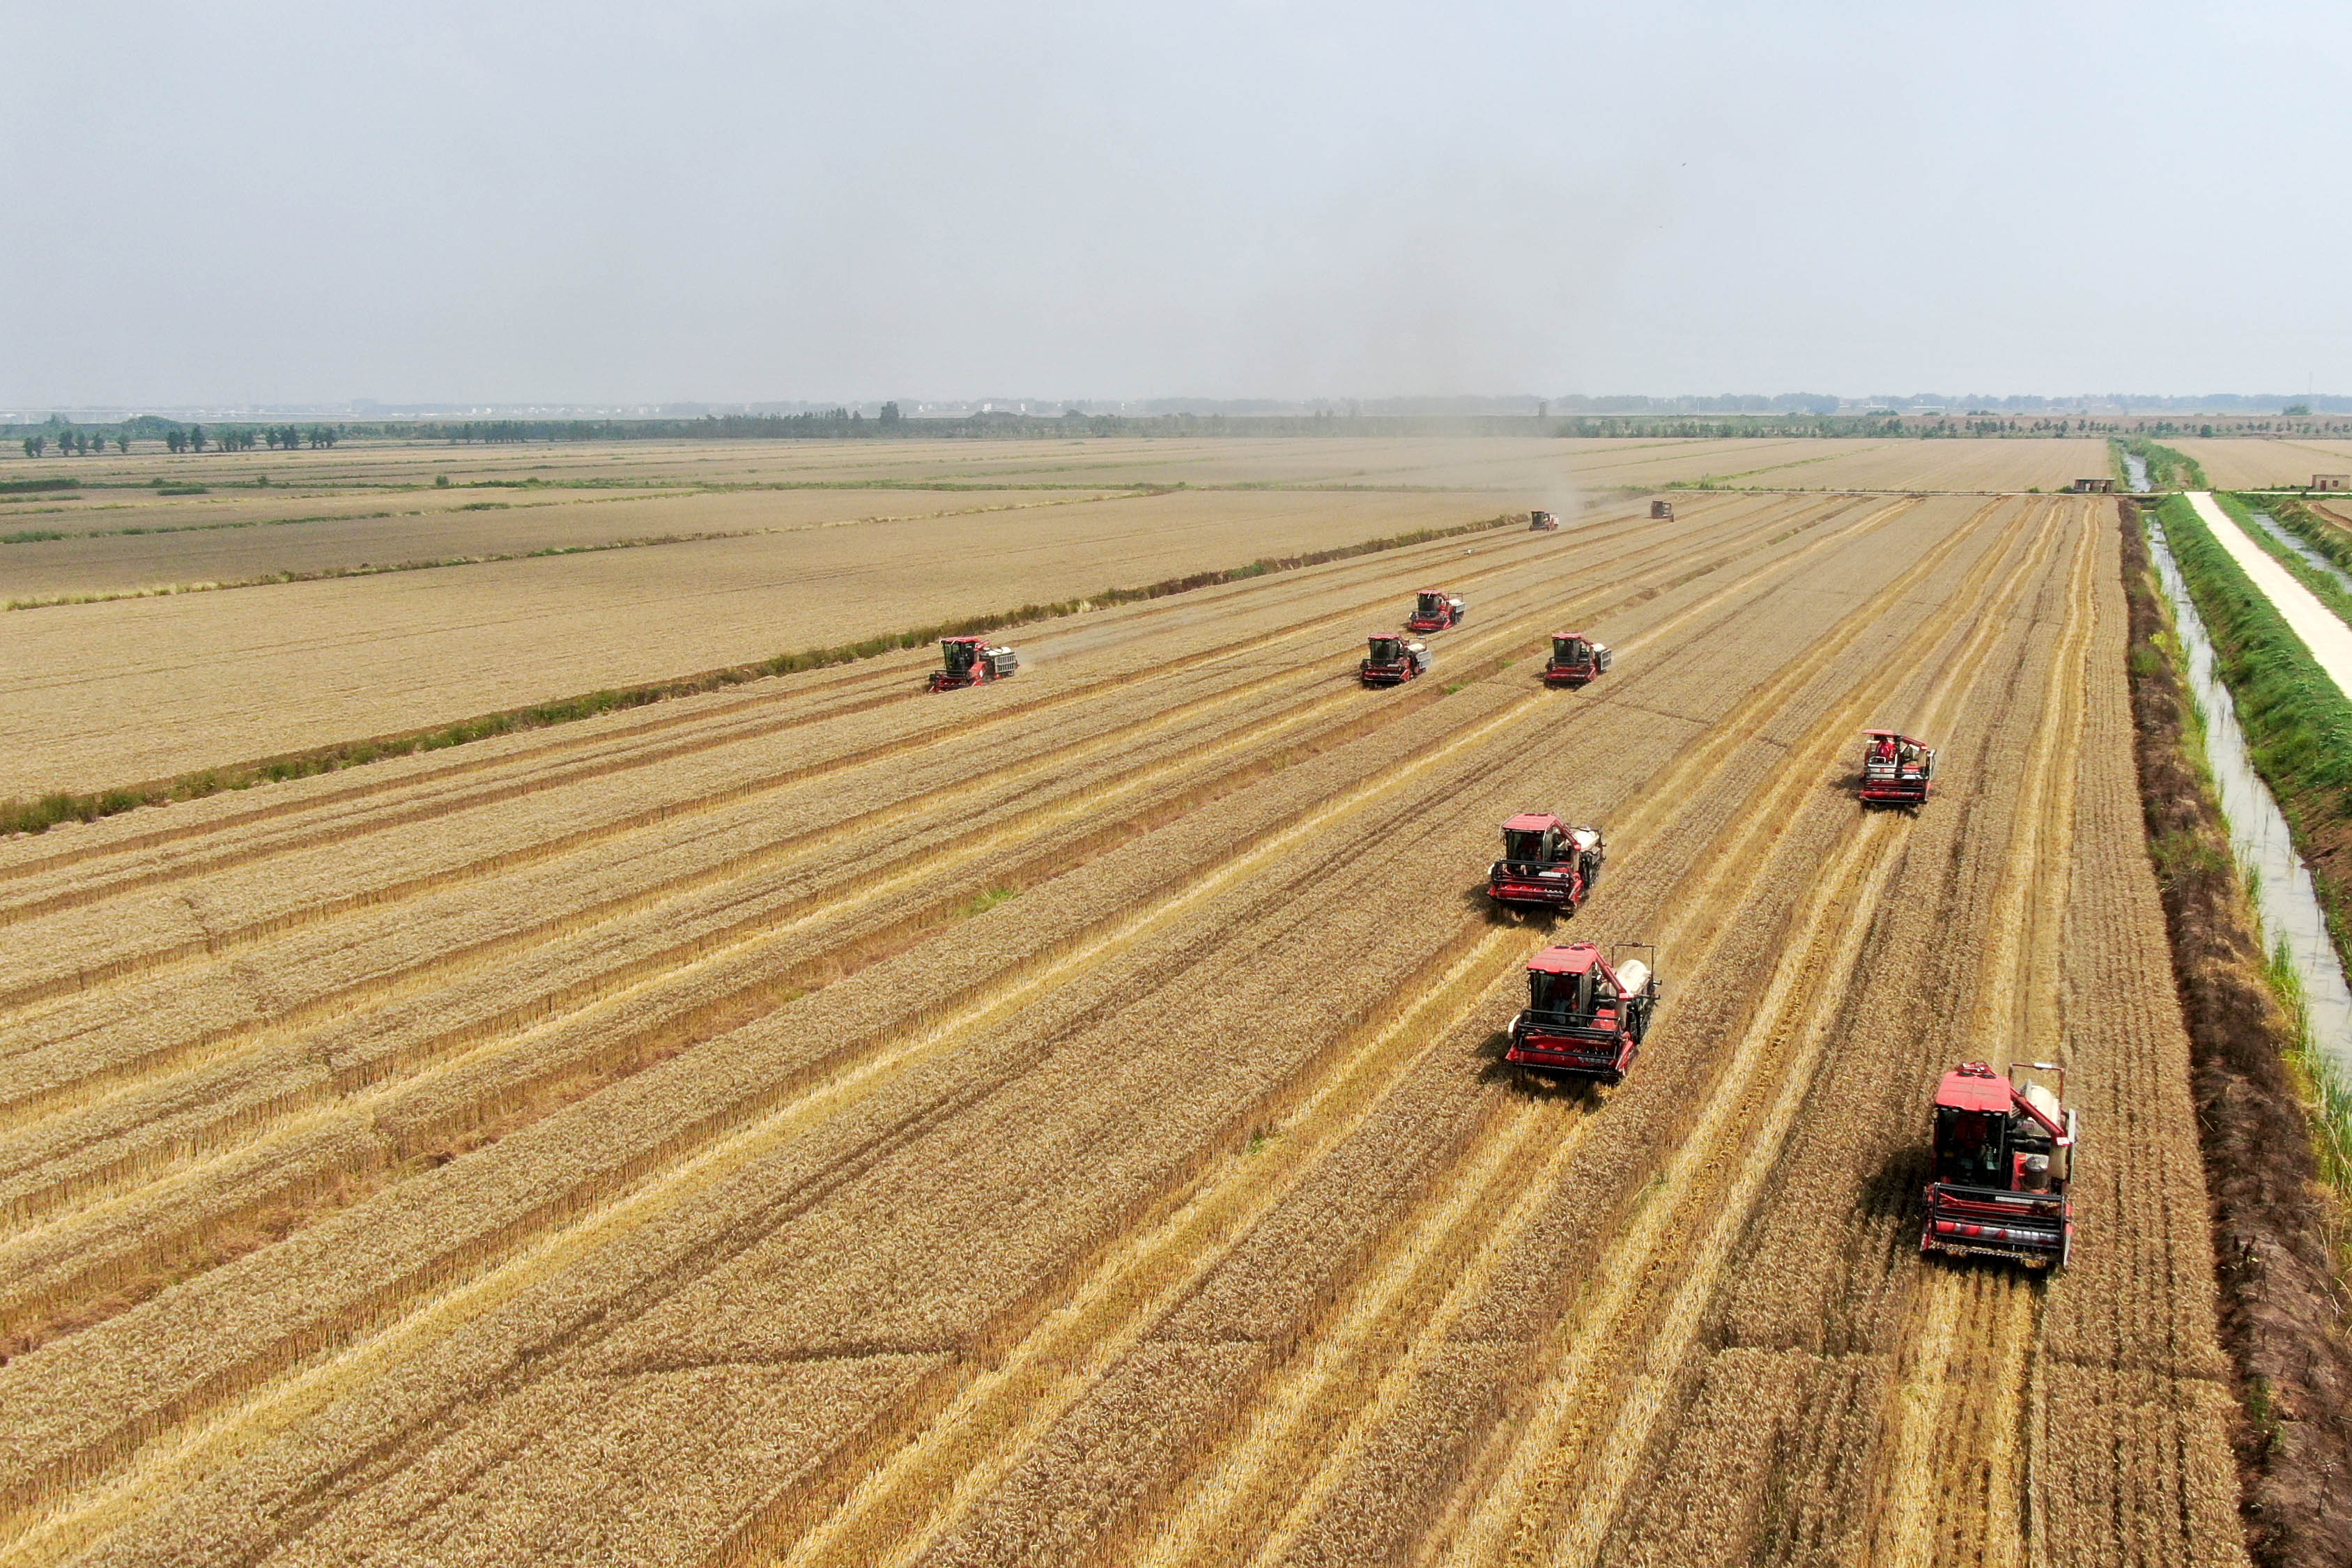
[11,421,345,456]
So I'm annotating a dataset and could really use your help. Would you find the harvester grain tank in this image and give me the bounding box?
[1859,730,1935,806]
[929,635,1019,692]
[1921,1061,2077,1269]
[1544,632,1613,688]
[1360,634,1430,687]
[1529,509,1561,532]
[1406,590,1467,632]
[1505,941,1659,1084]
[1486,814,1604,911]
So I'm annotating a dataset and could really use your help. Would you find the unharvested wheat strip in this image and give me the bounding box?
[1391,509,2063,1566]
[1869,506,2096,1568]
[1534,826,1914,1568]
[773,930,1528,1568]
[1151,1089,1590,1568]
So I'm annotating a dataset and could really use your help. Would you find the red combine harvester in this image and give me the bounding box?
[1360,633,1430,687]
[1650,499,1675,520]
[1486,815,1605,911]
[1859,730,1936,806]
[929,636,1019,693]
[1544,632,1614,688]
[1921,1061,2077,1269]
[1529,509,1561,532]
[1406,590,1466,632]
[1505,942,1659,1084]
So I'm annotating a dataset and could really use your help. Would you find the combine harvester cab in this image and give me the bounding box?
[1544,632,1614,688]
[1406,590,1466,633]
[1650,499,1675,520]
[1505,941,1659,1084]
[1486,814,1604,911]
[1858,729,1936,806]
[1360,634,1430,688]
[1921,1061,2077,1269]
[1529,509,1561,532]
[929,635,1019,693]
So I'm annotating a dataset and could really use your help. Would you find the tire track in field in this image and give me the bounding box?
[856,500,2017,1568]
[1453,505,2073,1568]
[1241,502,2062,1568]
[0,497,1804,1010]
[1868,502,2094,1568]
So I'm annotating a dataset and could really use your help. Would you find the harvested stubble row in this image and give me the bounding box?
[0,493,2243,1568]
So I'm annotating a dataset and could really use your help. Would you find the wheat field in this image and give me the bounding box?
[0,462,2243,1566]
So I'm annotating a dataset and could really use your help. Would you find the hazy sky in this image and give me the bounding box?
[6,1,2347,405]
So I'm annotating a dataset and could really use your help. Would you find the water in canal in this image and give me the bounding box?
[2146,516,2352,1078]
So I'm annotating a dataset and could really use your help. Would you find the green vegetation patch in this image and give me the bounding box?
[1,508,1528,836]
[0,477,77,495]
[2156,493,2352,973]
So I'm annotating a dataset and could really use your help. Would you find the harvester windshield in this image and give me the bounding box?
[1369,636,1406,663]
[1528,968,1594,1020]
[1502,826,1553,863]
[1553,636,1588,663]
[940,639,978,675]
[1417,592,1447,618]
[1933,1107,2006,1185]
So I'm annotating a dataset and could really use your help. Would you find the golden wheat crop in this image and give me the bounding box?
[0,476,2245,1567]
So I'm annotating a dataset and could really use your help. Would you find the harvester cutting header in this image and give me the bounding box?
[1360,634,1430,687]
[1859,730,1935,806]
[929,636,1019,693]
[1544,633,1613,688]
[1486,815,1605,911]
[1921,1061,2077,1269]
[1406,590,1466,633]
[1505,941,1659,1085]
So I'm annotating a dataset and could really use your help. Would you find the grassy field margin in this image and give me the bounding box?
[2121,499,2352,1565]
[0,510,1527,836]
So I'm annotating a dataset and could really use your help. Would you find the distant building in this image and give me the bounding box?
[2071,477,2117,493]
[2313,473,2349,490]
